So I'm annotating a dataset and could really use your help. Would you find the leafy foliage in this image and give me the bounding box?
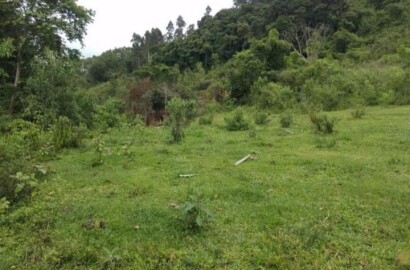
[279,111,293,128]
[351,106,367,119]
[51,116,84,149]
[309,111,337,134]
[254,111,269,125]
[166,97,196,142]
[92,137,105,167]
[179,190,212,231]
[0,120,50,204]
[224,108,250,131]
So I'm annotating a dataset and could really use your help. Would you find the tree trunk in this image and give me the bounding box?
[14,48,22,87]
[9,48,22,114]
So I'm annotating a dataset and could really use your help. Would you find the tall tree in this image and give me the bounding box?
[1,0,93,87]
[175,15,186,39]
[205,5,212,16]
[166,21,175,42]
[186,24,195,36]
[131,28,163,67]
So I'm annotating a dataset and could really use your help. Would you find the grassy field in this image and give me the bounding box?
[1,106,409,269]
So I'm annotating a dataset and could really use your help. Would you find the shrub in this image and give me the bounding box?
[95,98,125,131]
[254,111,269,125]
[179,191,212,231]
[224,108,250,131]
[199,115,213,125]
[315,137,337,149]
[92,137,105,167]
[166,97,195,142]
[199,102,218,125]
[51,116,83,149]
[310,112,337,134]
[0,197,9,218]
[351,106,366,119]
[279,111,293,128]
[251,79,295,111]
[0,141,42,204]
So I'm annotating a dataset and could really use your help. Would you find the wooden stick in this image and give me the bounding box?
[179,174,199,178]
[235,154,252,166]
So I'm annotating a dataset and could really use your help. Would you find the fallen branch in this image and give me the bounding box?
[179,174,199,178]
[235,154,252,166]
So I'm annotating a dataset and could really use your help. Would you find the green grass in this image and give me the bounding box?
[1,106,409,269]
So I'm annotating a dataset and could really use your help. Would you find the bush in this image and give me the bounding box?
[198,115,213,125]
[199,102,218,125]
[0,135,47,204]
[224,108,250,131]
[91,137,105,167]
[51,116,84,149]
[279,111,293,128]
[251,78,295,111]
[254,111,269,125]
[351,106,366,119]
[167,97,196,142]
[310,112,337,134]
[94,98,126,131]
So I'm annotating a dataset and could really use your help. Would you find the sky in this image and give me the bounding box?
[70,0,233,57]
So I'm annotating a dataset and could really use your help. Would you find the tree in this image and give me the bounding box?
[23,49,81,126]
[175,15,186,39]
[131,33,145,68]
[225,50,265,101]
[186,24,195,36]
[251,29,290,69]
[282,24,328,62]
[131,28,163,67]
[0,38,14,80]
[167,97,196,142]
[205,5,212,16]
[1,0,93,87]
[166,21,175,42]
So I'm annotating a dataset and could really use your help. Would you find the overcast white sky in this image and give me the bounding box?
[71,0,233,57]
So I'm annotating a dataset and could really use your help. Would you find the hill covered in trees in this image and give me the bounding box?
[1,0,409,124]
[81,0,410,113]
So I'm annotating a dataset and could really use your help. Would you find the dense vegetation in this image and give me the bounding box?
[1,0,409,269]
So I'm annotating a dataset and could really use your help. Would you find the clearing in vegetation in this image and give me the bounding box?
[1,106,409,269]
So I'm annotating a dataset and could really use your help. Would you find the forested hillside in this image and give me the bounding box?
[1,0,409,122]
[81,0,410,111]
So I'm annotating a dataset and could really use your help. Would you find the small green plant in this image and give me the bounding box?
[279,111,293,128]
[315,136,337,149]
[254,111,269,125]
[92,137,105,167]
[248,126,257,138]
[224,108,250,131]
[132,115,146,143]
[101,248,122,270]
[167,97,196,142]
[198,114,214,125]
[95,98,125,131]
[0,197,9,223]
[0,197,10,215]
[9,172,38,201]
[310,112,337,134]
[119,141,135,168]
[199,101,219,125]
[351,106,366,119]
[179,190,212,231]
[51,116,83,149]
